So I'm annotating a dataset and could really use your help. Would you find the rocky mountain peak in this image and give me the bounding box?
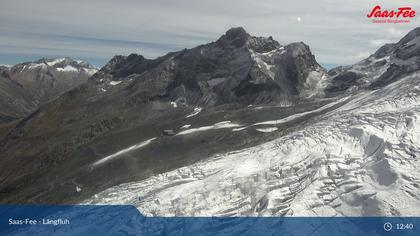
[216,27,283,53]
[247,35,281,53]
[88,27,325,108]
[9,57,98,76]
[374,27,420,59]
[222,27,249,39]
[327,27,420,94]
[93,53,167,82]
[216,27,250,48]
[399,27,420,44]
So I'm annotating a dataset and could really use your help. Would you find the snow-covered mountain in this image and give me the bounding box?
[0,58,97,123]
[326,27,420,94]
[13,57,98,75]
[81,28,420,216]
[0,28,419,218]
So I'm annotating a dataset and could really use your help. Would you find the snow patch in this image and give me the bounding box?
[177,121,240,135]
[232,127,248,132]
[253,96,348,126]
[47,58,65,66]
[255,127,278,133]
[110,81,122,86]
[92,137,157,166]
[76,186,82,193]
[186,107,202,118]
[56,65,78,72]
[28,63,47,70]
[180,124,191,129]
[83,68,98,75]
[261,47,284,56]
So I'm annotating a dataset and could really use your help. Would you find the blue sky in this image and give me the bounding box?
[0,0,419,68]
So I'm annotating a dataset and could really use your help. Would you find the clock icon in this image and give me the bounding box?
[384,222,393,232]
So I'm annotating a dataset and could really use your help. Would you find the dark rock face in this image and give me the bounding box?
[216,27,250,48]
[276,43,322,95]
[325,71,363,94]
[167,28,322,106]
[95,54,165,80]
[326,27,420,94]
[0,58,97,124]
[0,28,324,204]
[95,27,323,107]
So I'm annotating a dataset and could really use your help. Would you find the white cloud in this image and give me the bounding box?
[346,52,371,61]
[388,27,404,38]
[368,39,393,47]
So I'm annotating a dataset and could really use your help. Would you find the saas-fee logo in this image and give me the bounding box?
[367,5,416,23]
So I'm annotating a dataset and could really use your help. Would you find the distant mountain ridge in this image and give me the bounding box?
[0,57,98,123]
[11,57,98,75]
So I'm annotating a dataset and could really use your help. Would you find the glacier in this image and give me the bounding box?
[84,71,420,217]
